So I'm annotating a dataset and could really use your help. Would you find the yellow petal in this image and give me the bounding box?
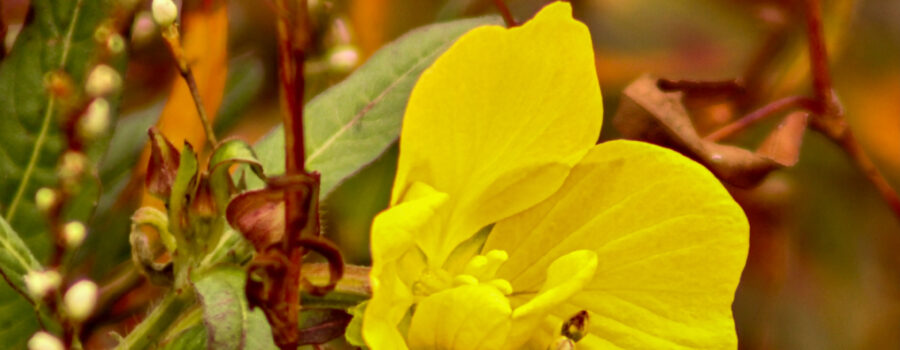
[364,182,448,350]
[507,250,598,349]
[486,140,749,349]
[407,284,512,350]
[392,1,603,265]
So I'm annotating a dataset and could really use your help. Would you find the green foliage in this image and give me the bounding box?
[192,266,250,350]
[190,266,278,350]
[250,16,502,198]
[0,217,43,293]
[0,0,125,347]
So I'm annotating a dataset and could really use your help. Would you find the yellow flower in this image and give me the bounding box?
[362,2,749,349]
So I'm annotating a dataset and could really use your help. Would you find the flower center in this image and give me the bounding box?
[411,249,514,298]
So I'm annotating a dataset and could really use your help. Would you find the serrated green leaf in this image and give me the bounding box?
[249,16,502,198]
[191,265,250,350]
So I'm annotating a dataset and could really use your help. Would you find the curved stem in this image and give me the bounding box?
[115,290,194,350]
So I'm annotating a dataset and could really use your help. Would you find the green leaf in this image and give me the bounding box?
[249,16,502,198]
[161,309,277,350]
[214,56,266,136]
[0,0,128,346]
[162,324,207,350]
[0,217,42,295]
[0,0,128,257]
[344,301,369,349]
[191,265,250,350]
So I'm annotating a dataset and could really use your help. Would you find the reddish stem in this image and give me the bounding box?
[493,0,516,27]
[705,96,817,142]
[802,0,834,112]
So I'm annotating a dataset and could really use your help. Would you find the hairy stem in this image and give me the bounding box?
[114,290,194,350]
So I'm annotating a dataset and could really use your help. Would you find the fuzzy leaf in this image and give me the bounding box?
[249,16,502,198]
[191,265,250,350]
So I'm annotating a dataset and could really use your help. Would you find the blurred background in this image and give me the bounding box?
[5,0,900,348]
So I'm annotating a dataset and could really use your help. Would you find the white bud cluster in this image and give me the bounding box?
[24,270,61,299]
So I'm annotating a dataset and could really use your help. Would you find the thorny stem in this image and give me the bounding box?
[161,26,219,146]
[705,96,817,142]
[800,0,900,218]
[493,0,516,27]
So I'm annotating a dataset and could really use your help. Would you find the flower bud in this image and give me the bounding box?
[152,0,179,28]
[107,33,126,55]
[58,151,87,180]
[64,280,98,322]
[63,221,87,249]
[79,98,110,139]
[85,64,121,97]
[24,270,61,299]
[547,337,575,350]
[561,310,589,342]
[28,331,63,350]
[34,188,58,213]
[327,45,359,73]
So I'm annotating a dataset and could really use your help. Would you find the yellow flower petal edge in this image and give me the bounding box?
[392,1,603,265]
[364,182,448,350]
[486,140,749,349]
[407,284,512,350]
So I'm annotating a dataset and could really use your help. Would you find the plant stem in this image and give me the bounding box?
[493,0,516,27]
[705,96,817,142]
[801,0,900,219]
[273,0,313,347]
[115,290,194,350]
[161,26,219,146]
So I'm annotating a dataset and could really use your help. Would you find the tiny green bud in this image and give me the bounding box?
[34,187,57,212]
[152,0,179,28]
[63,221,87,249]
[107,33,126,55]
[64,280,98,322]
[28,331,63,350]
[85,64,122,97]
[24,270,61,299]
[79,98,111,139]
[327,45,359,73]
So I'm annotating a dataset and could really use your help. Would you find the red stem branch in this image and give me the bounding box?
[705,96,817,142]
[493,0,516,27]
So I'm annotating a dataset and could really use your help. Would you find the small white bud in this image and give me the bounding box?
[58,151,87,180]
[28,331,64,350]
[64,280,98,322]
[152,0,179,28]
[24,270,61,299]
[327,45,359,73]
[34,188,58,213]
[85,64,121,97]
[79,98,110,139]
[63,221,87,249]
